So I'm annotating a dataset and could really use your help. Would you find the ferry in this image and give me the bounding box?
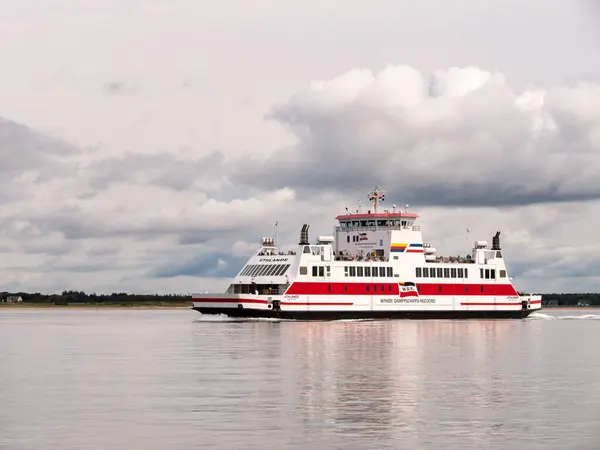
[192,186,542,320]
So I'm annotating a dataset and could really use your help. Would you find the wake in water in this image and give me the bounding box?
[527,312,600,321]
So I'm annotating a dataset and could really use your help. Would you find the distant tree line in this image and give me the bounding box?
[1,290,192,306]
[1,290,599,307]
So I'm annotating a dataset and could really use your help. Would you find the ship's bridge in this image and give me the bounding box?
[332,186,422,262]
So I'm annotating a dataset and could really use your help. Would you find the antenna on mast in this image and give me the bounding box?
[367,185,385,213]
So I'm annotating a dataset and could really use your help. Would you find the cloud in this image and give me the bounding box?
[229,65,600,208]
[3,63,600,295]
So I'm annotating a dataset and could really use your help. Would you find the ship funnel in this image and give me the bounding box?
[492,231,501,250]
[299,224,310,245]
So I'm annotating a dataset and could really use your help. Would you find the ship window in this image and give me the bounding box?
[265,265,278,276]
[319,266,325,277]
[443,268,449,278]
[394,274,399,277]
[349,267,356,277]
[372,268,379,277]
[312,266,318,277]
[464,268,468,278]
[386,267,393,277]
[365,267,371,277]
[262,265,275,276]
[357,267,364,277]
[451,268,457,278]
[480,268,484,278]
[366,285,370,292]
[347,236,350,243]
[303,246,311,254]
[496,251,502,258]
[499,269,506,278]
[379,267,385,277]
[275,264,290,276]
[240,265,253,276]
[299,266,307,275]
[249,265,262,277]
[393,255,398,260]
[490,269,495,279]
[344,266,349,277]
[437,268,443,278]
[381,284,385,292]
[423,268,429,278]
[388,285,392,292]
[458,268,463,278]
[373,285,377,291]
[416,267,422,277]
[485,269,490,279]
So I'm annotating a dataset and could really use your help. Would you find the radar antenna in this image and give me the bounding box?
[367,185,385,213]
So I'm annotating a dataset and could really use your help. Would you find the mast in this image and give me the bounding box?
[367,185,385,213]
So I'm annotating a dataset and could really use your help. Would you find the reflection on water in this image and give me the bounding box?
[1,310,600,449]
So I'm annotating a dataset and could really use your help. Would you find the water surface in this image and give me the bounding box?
[1,308,599,449]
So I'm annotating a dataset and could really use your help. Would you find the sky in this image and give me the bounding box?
[1,0,600,295]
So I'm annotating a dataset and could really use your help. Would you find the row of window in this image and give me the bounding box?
[345,266,394,278]
[415,266,508,279]
[416,267,468,279]
[239,264,291,277]
[340,220,411,228]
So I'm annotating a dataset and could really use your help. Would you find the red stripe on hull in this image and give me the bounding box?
[193,298,268,304]
[285,282,518,296]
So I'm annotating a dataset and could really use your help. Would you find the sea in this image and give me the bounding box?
[0,308,599,450]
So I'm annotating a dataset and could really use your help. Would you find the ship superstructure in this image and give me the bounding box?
[192,186,541,319]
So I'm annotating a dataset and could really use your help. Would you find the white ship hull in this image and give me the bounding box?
[192,293,542,320]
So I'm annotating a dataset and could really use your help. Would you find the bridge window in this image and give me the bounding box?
[416,267,422,277]
[357,267,364,277]
[299,266,307,275]
[303,246,311,254]
[496,251,502,258]
[365,267,371,277]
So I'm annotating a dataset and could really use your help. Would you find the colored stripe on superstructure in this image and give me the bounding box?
[285,282,518,296]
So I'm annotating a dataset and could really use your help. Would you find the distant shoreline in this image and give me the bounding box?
[0,303,192,310]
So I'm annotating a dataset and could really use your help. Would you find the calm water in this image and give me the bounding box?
[1,308,599,449]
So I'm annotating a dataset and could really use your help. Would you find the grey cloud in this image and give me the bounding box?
[0,116,78,180]
[229,66,600,208]
[148,252,248,279]
[88,150,227,193]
